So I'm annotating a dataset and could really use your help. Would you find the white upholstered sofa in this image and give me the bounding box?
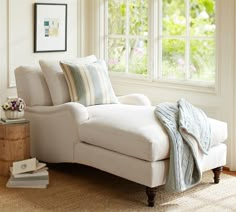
[15,57,227,207]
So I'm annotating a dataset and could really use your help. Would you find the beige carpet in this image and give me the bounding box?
[0,164,235,212]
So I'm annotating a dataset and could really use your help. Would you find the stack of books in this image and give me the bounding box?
[6,158,49,188]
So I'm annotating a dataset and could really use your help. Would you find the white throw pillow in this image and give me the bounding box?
[39,55,97,105]
[15,66,53,106]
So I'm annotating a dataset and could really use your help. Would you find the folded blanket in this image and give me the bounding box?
[154,99,211,192]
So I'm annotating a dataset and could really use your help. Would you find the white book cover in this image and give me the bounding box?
[36,162,47,171]
[12,158,47,175]
[33,167,48,174]
[12,158,37,174]
[10,168,48,178]
[7,175,49,186]
[6,181,48,189]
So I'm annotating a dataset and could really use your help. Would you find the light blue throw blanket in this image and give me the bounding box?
[154,99,211,192]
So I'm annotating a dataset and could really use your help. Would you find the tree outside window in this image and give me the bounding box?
[106,0,216,83]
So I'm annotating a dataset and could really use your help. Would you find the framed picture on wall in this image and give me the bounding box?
[34,3,67,53]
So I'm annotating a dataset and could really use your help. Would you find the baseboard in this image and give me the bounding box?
[223,166,230,171]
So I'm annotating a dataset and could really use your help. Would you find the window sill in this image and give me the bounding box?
[109,72,216,94]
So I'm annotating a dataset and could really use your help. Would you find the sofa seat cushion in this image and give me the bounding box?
[80,104,227,162]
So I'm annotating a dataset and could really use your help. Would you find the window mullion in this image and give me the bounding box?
[125,0,129,74]
[104,0,108,62]
[158,0,163,79]
[160,35,215,40]
[149,0,158,81]
[185,0,190,80]
[108,35,148,39]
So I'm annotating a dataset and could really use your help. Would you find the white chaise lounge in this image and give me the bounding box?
[15,59,227,207]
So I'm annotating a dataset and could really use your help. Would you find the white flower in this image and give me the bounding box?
[18,103,25,112]
[2,103,11,111]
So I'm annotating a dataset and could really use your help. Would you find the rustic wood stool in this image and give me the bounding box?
[0,121,30,176]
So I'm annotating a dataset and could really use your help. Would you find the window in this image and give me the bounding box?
[107,0,148,75]
[106,0,216,83]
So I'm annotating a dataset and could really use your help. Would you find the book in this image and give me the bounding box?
[1,118,28,124]
[32,167,48,174]
[7,175,49,185]
[35,162,47,171]
[10,167,48,178]
[12,158,46,175]
[6,183,47,189]
[6,175,49,188]
[7,158,49,189]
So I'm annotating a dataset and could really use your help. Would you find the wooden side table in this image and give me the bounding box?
[0,121,30,176]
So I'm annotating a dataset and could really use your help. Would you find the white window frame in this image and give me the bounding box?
[99,0,218,91]
[103,0,151,80]
[156,0,216,82]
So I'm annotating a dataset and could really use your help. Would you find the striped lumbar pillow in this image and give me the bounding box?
[60,60,118,106]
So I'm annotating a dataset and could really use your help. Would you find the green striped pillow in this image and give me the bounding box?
[60,60,118,106]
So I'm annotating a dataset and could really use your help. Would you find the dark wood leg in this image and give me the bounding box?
[146,186,158,207]
[212,166,223,184]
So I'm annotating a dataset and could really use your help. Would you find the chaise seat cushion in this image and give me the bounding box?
[80,104,227,162]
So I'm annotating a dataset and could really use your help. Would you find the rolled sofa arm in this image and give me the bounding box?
[25,102,89,163]
[118,93,152,106]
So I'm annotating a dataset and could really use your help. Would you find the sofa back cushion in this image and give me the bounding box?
[60,60,118,106]
[15,66,53,106]
[39,55,97,105]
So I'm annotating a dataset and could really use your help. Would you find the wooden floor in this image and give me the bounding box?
[223,168,236,176]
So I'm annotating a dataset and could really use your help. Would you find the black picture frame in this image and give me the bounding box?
[34,3,67,53]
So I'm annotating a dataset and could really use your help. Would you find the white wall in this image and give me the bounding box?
[0,0,78,108]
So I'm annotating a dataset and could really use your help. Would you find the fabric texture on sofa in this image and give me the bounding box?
[60,60,118,106]
[75,142,227,187]
[80,104,227,162]
[15,66,53,106]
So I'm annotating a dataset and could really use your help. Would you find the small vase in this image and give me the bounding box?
[5,110,24,120]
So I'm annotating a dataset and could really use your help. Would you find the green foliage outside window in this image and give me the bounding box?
[108,0,148,75]
[107,0,216,82]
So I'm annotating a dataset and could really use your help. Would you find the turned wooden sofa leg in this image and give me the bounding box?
[212,166,223,184]
[146,187,158,207]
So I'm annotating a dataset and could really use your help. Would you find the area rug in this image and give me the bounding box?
[0,164,235,211]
